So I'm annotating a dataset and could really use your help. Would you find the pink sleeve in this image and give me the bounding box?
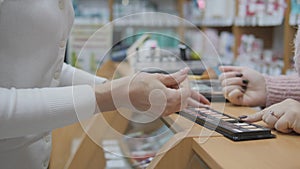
[264,75,300,107]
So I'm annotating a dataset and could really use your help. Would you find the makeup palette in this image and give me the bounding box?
[190,80,226,102]
[178,107,276,141]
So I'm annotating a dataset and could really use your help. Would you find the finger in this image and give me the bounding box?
[166,80,191,106]
[223,85,245,97]
[261,111,278,128]
[219,71,242,82]
[191,90,210,105]
[153,74,190,117]
[228,88,244,98]
[163,88,189,116]
[274,117,293,133]
[243,110,265,123]
[219,66,243,73]
[187,97,210,108]
[293,122,300,134]
[271,109,285,119]
[221,77,245,87]
[227,88,244,104]
[157,68,189,87]
[178,81,191,108]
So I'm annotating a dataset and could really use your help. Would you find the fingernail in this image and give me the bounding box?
[180,67,189,74]
[242,79,249,84]
[242,85,247,90]
[236,73,243,77]
[239,115,248,119]
[203,104,210,108]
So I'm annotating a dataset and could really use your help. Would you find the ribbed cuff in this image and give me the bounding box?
[46,85,96,125]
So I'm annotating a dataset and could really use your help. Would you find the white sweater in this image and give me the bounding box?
[0,0,106,168]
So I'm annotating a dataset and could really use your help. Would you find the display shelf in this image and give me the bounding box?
[67,17,113,74]
[113,13,181,28]
[183,0,236,27]
[234,0,286,27]
[289,0,300,26]
[283,0,298,73]
[232,26,275,58]
[70,0,297,74]
[183,0,294,74]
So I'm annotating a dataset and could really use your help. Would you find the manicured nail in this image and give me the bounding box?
[236,73,243,77]
[239,115,248,119]
[242,85,247,90]
[242,79,249,84]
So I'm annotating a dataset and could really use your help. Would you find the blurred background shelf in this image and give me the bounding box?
[68,0,298,76]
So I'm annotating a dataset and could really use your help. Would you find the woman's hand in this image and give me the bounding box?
[219,66,266,107]
[242,99,300,134]
[95,68,210,117]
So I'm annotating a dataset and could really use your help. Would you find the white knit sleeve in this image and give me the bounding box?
[0,85,95,139]
[59,63,107,87]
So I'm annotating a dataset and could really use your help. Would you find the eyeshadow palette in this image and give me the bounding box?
[190,80,226,102]
[178,107,276,141]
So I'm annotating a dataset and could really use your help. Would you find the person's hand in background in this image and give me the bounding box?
[95,68,210,117]
[219,66,266,107]
[241,98,300,134]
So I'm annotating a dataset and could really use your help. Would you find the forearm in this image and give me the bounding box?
[95,82,116,112]
[95,77,130,112]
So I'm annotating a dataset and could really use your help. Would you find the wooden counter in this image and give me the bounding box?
[147,103,300,169]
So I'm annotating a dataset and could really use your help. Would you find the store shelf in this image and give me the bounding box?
[113,13,181,28]
[69,0,297,74]
[235,16,285,26]
[68,18,113,73]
